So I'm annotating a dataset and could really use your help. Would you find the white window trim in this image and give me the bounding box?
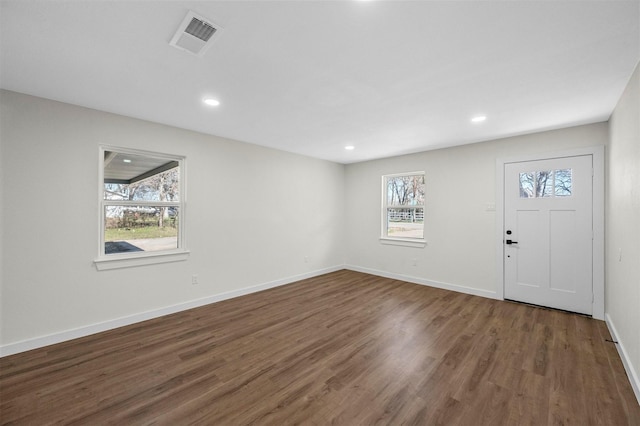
[381,171,426,247]
[94,145,189,270]
[379,237,427,248]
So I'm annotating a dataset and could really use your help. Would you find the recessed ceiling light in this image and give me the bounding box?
[345,145,355,150]
[471,115,487,123]
[123,159,132,163]
[203,98,220,107]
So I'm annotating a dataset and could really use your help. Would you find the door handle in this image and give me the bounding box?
[506,239,518,245]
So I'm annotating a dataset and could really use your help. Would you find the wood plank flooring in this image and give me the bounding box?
[1,270,639,425]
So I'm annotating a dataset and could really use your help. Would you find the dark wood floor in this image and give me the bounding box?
[1,270,639,425]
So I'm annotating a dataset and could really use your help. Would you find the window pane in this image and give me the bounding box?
[536,171,553,197]
[519,172,535,198]
[387,208,424,238]
[104,206,179,254]
[387,175,425,207]
[104,151,179,201]
[555,169,572,196]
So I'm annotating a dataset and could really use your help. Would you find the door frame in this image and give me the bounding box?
[495,146,605,319]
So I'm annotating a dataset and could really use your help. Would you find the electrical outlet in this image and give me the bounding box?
[304,256,309,263]
[191,274,199,285]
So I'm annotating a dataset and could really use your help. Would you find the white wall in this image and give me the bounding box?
[0,95,3,341]
[606,62,640,399]
[344,123,608,297]
[1,85,633,376]
[0,90,345,350]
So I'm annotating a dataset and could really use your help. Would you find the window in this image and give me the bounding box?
[95,147,188,270]
[519,169,572,198]
[382,172,425,242]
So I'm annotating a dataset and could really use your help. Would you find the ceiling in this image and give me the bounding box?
[1,1,638,164]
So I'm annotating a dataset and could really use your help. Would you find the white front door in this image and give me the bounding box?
[504,155,593,315]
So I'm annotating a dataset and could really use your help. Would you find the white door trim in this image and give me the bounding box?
[495,146,604,319]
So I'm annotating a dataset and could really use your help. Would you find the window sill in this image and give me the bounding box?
[94,250,190,271]
[379,238,427,248]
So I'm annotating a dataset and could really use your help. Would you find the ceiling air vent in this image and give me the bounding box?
[170,11,222,57]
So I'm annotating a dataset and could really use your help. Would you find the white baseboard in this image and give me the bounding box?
[0,265,343,358]
[345,264,499,300]
[605,313,640,406]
